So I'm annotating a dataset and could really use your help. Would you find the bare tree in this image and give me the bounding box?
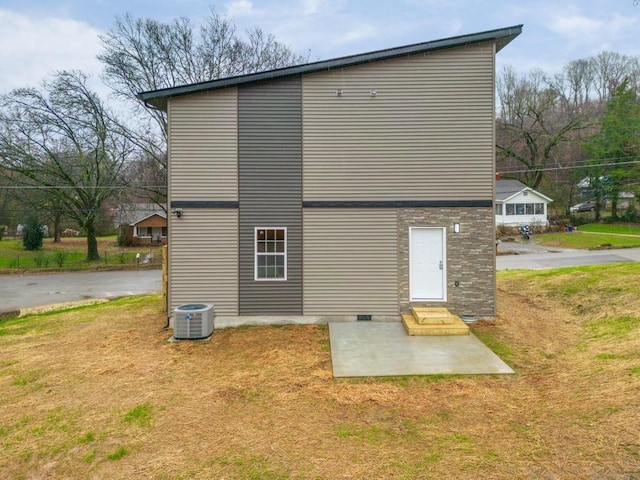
[0,71,133,260]
[552,59,596,117]
[590,51,638,102]
[496,66,590,188]
[98,9,310,210]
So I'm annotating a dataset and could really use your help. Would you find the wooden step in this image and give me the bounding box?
[402,308,470,336]
[412,307,457,325]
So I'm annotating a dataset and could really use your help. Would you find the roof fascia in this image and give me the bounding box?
[139,24,523,110]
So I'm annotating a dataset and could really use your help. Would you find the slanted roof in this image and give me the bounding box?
[113,203,166,225]
[138,25,523,110]
[496,179,553,203]
[131,212,167,227]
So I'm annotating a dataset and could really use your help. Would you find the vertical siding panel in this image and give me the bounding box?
[169,209,238,315]
[302,42,495,201]
[303,209,398,315]
[238,77,303,315]
[169,89,238,201]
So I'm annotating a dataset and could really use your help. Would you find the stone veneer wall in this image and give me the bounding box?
[397,207,496,318]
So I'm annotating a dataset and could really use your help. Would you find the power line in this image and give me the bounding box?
[0,185,166,189]
[499,157,640,174]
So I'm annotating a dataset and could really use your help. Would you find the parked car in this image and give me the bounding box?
[569,201,596,213]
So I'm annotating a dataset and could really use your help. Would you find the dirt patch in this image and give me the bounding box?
[0,272,639,479]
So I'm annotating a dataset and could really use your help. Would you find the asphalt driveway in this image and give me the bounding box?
[0,269,162,313]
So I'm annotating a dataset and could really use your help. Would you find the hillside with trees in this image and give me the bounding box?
[1,14,639,256]
[496,51,640,221]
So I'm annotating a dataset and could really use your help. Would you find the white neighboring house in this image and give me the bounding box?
[495,179,552,227]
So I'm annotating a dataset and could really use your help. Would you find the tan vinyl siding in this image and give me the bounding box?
[168,89,238,201]
[302,42,495,201]
[169,209,238,315]
[303,209,397,315]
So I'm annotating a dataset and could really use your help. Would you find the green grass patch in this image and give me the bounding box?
[391,452,443,477]
[11,370,42,387]
[437,432,476,453]
[123,403,154,427]
[629,366,640,376]
[107,446,128,460]
[76,432,95,444]
[471,328,515,366]
[334,423,394,443]
[586,316,639,340]
[596,353,619,360]
[537,232,640,249]
[578,223,640,235]
[83,450,96,463]
[0,236,162,272]
[0,295,161,336]
[215,454,292,480]
[498,263,640,313]
[334,419,422,444]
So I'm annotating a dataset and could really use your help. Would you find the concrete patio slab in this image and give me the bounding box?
[329,322,514,377]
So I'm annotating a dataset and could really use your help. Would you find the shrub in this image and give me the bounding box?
[22,216,44,251]
[33,252,49,267]
[53,251,68,267]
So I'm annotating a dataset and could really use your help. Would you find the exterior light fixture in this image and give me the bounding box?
[453,222,460,233]
[172,209,183,218]
[370,89,377,96]
[336,88,343,96]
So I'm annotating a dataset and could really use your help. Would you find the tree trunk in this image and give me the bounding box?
[611,196,619,220]
[85,219,100,261]
[53,212,61,243]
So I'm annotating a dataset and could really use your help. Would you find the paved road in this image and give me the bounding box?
[0,269,162,312]
[1,246,638,312]
[497,242,640,270]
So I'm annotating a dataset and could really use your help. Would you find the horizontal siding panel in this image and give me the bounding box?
[302,42,495,201]
[169,209,238,315]
[169,89,238,201]
[303,209,398,316]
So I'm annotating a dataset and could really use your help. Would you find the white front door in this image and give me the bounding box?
[410,227,446,301]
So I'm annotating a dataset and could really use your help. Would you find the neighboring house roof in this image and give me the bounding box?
[113,203,166,226]
[495,179,553,203]
[138,25,523,110]
[576,176,635,198]
[130,212,167,227]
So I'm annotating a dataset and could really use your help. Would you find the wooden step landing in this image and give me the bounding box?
[402,307,469,336]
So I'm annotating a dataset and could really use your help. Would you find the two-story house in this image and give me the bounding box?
[139,25,522,325]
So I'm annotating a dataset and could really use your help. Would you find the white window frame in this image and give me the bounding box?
[254,227,287,281]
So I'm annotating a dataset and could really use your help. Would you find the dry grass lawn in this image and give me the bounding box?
[0,264,639,479]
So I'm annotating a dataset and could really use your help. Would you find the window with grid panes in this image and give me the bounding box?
[255,227,287,280]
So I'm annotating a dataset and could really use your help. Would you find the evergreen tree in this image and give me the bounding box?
[587,80,640,220]
[22,215,44,251]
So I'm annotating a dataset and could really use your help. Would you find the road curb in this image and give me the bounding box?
[0,310,20,321]
[0,298,113,320]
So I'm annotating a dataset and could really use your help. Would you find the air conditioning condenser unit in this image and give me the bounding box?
[174,303,214,340]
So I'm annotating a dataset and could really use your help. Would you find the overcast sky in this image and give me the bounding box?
[1,0,639,98]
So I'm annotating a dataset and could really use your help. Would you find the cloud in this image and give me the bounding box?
[546,3,640,44]
[301,0,328,15]
[225,0,256,17]
[0,8,103,95]
[548,13,603,39]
